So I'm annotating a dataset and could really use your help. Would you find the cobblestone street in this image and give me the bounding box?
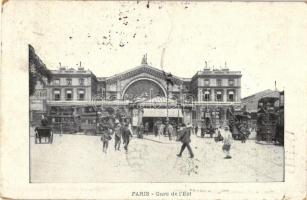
[30,131,284,183]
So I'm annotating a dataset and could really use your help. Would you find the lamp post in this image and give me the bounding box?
[166,82,169,120]
[149,88,153,104]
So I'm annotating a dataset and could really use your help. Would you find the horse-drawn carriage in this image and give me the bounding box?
[34,126,53,144]
[227,107,250,140]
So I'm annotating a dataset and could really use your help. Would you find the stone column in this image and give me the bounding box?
[61,88,65,101]
[211,88,214,101]
[198,88,202,101]
[223,89,227,102]
[116,80,121,100]
[73,88,77,101]
[236,88,241,102]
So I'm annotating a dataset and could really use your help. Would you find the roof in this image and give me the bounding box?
[143,108,183,118]
[242,89,280,102]
[99,64,188,84]
[241,89,281,113]
[142,96,177,104]
[192,68,242,78]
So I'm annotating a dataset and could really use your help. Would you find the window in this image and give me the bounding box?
[53,117,61,123]
[203,90,210,101]
[217,79,222,86]
[79,78,84,86]
[53,89,61,101]
[228,79,234,86]
[66,78,72,86]
[228,91,234,101]
[78,89,85,101]
[53,79,60,85]
[216,91,222,101]
[66,90,73,101]
[204,79,210,86]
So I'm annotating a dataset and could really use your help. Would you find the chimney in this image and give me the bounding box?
[78,61,84,71]
[222,61,229,71]
[203,61,210,71]
[59,62,66,70]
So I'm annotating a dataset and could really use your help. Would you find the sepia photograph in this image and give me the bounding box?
[28,1,285,183]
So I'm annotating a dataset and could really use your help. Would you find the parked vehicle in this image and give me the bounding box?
[256,97,279,144]
[35,126,53,144]
[227,107,250,140]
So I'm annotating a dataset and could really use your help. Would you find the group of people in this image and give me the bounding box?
[98,119,133,154]
[176,122,234,159]
[153,120,175,140]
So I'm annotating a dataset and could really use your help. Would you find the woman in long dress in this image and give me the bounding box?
[221,125,233,159]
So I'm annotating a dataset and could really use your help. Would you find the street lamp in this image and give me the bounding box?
[164,72,174,122]
[149,88,153,104]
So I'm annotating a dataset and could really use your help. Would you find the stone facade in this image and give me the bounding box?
[46,67,97,102]
[97,64,190,101]
[43,59,241,126]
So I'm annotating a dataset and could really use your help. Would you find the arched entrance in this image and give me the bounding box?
[122,78,166,100]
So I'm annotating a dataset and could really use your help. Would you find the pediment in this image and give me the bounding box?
[105,65,183,85]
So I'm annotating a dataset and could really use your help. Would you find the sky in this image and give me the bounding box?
[12,1,306,98]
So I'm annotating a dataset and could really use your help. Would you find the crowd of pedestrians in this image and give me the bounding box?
[98,119,133,154]
[97,117,249,160]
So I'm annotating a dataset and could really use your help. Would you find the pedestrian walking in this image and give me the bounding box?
[159,123,165,136]
[194,124,198,136]
[114,120,122,151]
[165,121,174,141]
[127,121,133,135]
[122,123,133,152]
[101,126,112,153]
[176,123,194,158]
[201,123,205,138]
[137,123,144,138]
[221,125,233,159]
[153,121,158,137]
[144,122,149,135]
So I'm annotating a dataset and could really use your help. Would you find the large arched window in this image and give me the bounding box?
[123,79,165,100]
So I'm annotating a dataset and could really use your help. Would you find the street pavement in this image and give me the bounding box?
[30,131,284,183]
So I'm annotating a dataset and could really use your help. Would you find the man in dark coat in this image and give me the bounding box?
[122,124,133,152]
[41,114,48,127]
[176,123,194,158]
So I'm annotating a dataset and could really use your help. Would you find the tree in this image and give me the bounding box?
[29,44,52,96]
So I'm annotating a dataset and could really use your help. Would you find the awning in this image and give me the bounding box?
[66,90,72,94]
[142,108,183,118]
[216,91,222,94]
[78,90,84,94]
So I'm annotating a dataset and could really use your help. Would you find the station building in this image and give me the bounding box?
[32,55,242,131]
